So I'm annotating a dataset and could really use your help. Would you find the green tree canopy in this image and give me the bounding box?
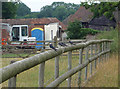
[37,2,80,21]
[37,6,53,18]
[67,20,83,39]
[80,2,119,20]
[23,12,39,19]
[16,2,31,17]
[15,2,80,20]
[53,6,68,21]
[2,2,17,19]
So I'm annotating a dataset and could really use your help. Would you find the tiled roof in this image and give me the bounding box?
[1,19,31,25]
[1,18,67,30]
[62,6,93,25]
[30,18,67,30]
[89,15,116,26]
[62,15,73,25]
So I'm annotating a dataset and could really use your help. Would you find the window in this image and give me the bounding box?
[57,30,61,38]
[21,26,28,36]
[12,27,19,41]
[51,30,53,40]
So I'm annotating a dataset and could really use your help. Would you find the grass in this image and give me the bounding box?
[0,51,118,87]
[96,29,118,53]
[85,54,118,87]
[1,51,81,87]
[1,53,36,58]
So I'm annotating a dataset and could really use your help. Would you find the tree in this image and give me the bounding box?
[17,2,31,17]
[15,2,80,20]
[67,20,100,39]
[37,6,53,18]
[37,2,80,21]
[81,2,119,20]
[67,20,83,39]
[53,6,68,21]
[24,12,39,18]
[2,2,17,19]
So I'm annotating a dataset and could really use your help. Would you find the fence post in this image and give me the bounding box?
[68,51,72,87]
[104,42,106,61]
[98,43,101,63]
[106,42,108,60]
[8,60,17,88]
[107,42,110,59]
[103,42,106,61]
[78,48,83,87]
[94,44,97,69]
[55,56,59,79]
[107,42,110,60]
[90,44,93,76]
[39,48,45,87]
[85,46,89,81]
[102,42,104,62]
[54,36,59,79]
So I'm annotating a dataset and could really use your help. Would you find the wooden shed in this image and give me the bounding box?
[89,16,116,31]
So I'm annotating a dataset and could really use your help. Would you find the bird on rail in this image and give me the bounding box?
[69,40,76,45]
[49,43,57,51]
[58,42,67,47]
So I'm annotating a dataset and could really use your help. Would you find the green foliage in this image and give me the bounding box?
[96,28,118,53]
[37,6,53,18]
[67,20,82,39]
[16,12,39,19]
[37,2,80,21]
[17,2,31,17]
[67,20,100,39]
[81,2,119,20]
[52,6,68,21]
[80,2,94,9]
[24,12,39,18]
[80,28,100,35]
[2,2,17,19]
[16,2,79,20]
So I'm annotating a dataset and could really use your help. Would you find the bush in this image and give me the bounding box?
[66,20,100,39]
[96,28,118,53]
[66,20,83,39]
[80,28,100,38]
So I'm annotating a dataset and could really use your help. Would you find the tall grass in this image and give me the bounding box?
[96,28,118,53]
[85,54,118,87]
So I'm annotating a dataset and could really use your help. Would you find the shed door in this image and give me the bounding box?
[31,28,44,49]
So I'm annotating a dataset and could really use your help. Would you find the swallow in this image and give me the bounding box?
[62,42,67,46]
[49,43,57,51]
[58,42,67,47]
[69,41,75,45]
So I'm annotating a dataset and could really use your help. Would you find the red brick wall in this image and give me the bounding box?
[28,25,44,37]
[2,29,10,41]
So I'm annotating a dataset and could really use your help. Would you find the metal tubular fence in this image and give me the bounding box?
[0,39,112,87]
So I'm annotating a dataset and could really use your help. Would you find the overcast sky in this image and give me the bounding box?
[20,0,85,12]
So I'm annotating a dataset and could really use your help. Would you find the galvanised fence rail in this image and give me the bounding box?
[0,39,112,87]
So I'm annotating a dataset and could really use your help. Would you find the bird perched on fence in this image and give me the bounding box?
[69,41,75,45]
[49,43,57,51]
[58,42,67,47]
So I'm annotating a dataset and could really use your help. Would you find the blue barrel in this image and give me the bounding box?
[31,28,44,49]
